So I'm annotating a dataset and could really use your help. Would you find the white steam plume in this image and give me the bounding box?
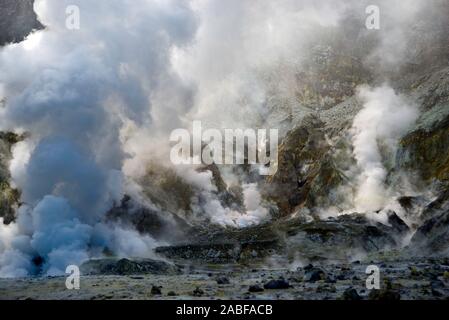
[351,85,418,213]
[0,0,197,276]
[199,183,270,228]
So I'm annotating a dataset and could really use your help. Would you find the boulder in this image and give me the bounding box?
[248,284,264,293]
[151,286,162,295]
[263,279,290,290]
[216,276,230,285]
[304,268,326,283]
[342,288,362,300]
[192,287,204,297]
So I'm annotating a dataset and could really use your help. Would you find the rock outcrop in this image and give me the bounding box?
[155,213,408,264]
[80,258,181,276]
[397,75,449,187]
[106,195,193,243]
[0,133,22,224]
[0,0,43,46]
[264,115,348,216]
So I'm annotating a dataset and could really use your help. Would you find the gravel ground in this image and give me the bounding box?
[1,258,449,300]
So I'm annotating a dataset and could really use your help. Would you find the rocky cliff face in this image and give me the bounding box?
[264,114,345,215]
[0,0,41,223]
[397,70,449,186]
[0,0,43,46]
[0,133,21,224]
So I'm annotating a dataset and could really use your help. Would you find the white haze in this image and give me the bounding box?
[0,0,430,276]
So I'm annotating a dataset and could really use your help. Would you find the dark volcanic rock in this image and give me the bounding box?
[431,288,444,297]
[411,209,449,254]
[397,100,449,186]
[285,214,399,261]
[303,264,314,271]
[156,243,240,263]
[248,284,264,293]
[342,288,362,300]
[422,189,449,219]
[398,196,428,220]
[336,273,348,281]
[192,287,204,297]
[0,0,44,46]
[107,195,192,243]
[156,212,402,265]
[264,115,344,215]
[368,289,401,301]
[325,274,337,284]
[216,276,230,285]
[368,280,401,300]
[263,279,290,290]
[156,239,281,264]
[0,132,23,224]
[387,211,410,234]
[151,286,162,295]
[80,258,181,276]
[304,268,326,283]
[408,183,449,254]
